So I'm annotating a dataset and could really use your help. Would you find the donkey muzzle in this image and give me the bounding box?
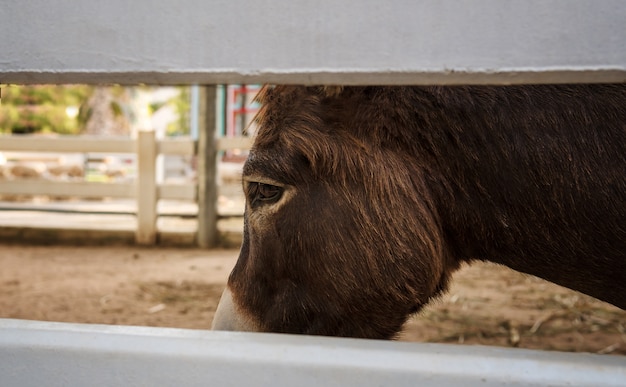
[211,287,260,332]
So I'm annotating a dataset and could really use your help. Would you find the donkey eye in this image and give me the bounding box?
[257,183,282,200]
[247,182,283,206]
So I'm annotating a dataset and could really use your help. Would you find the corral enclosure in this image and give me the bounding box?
[1,0,626,385]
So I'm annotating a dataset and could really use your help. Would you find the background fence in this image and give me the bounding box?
[1,0,624,247]
[0,132,252,245]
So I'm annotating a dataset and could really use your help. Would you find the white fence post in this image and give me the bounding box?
[197,86,219,248]
[136,130,158,245]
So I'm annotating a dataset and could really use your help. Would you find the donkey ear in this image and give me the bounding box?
[319,86,345,98]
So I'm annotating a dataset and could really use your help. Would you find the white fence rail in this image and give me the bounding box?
[0,133,253,244]
[1,0,625,85]
[0,319,624,387]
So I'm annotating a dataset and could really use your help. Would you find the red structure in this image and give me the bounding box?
[226,85,261,137]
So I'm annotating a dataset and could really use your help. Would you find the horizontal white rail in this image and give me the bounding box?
[0,135,250,154]
[0,319,624,387]
[0,136,135,153]
[0,135,196,155]
[0,180,134,199]
[158,184,197,201]
[1,0,624,85]
[0,180,196,201]
[218,136,254,151]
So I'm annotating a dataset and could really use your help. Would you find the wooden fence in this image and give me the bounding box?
[0,132,252,244]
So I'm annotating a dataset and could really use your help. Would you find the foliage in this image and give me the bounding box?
[0,85,191,136]
[167,86,191,136]
[0,85,93,134]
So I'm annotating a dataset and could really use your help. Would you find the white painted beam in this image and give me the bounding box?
[1,0,624,85]
[0,135,199,155]
[0,136,135,153]
[158,183,197,201]
[158,138,196,155]
[0,135,250,154]
[0,180,196,200]
[0,180,134,198]
[0,319,624,387]
[217,136,255,151]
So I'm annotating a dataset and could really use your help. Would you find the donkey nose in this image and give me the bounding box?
[211,287,259,332]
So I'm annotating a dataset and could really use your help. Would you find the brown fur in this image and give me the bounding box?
[227,84,626,339]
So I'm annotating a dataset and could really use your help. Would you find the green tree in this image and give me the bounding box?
[0,85,191,136]
[0,85,93,134]
[167,86,191,136]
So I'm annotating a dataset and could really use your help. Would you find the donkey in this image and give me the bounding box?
[212,84,626,339]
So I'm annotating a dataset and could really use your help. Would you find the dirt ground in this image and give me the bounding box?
[0,244,624,356]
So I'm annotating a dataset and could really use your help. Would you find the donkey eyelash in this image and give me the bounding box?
[246,182,284,207]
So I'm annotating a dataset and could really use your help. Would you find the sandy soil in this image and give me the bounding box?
[0,244,624,355]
